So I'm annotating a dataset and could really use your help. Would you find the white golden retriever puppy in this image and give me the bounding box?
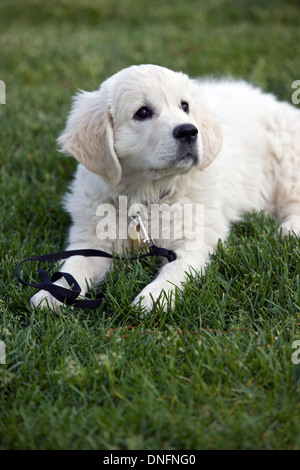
[31,64,300,312]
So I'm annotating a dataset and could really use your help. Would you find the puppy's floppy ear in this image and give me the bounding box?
[197,106,222,170]
[191,86,222,170]
[57,89,122,186]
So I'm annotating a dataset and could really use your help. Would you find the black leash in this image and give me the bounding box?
[15,246,177,309]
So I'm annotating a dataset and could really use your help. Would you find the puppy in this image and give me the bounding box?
[31,64,300,312]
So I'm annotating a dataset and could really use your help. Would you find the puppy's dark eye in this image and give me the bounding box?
[181,101,189,113]
[134,107,152,120]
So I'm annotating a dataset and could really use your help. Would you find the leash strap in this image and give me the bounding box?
[15,246,177,309]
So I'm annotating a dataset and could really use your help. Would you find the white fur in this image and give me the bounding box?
[31,64,300,313]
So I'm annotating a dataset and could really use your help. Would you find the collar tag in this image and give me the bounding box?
[128,214,154,251]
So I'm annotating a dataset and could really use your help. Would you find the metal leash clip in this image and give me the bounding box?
[128,213,154,251]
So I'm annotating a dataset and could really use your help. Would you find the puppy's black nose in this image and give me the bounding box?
[173,124,198,143]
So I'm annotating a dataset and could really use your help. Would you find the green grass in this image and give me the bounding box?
[1,0,300,450]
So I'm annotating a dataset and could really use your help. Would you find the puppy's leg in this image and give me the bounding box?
[272,109,300,237]
[30,251,112,311]
[277,181,300,237]
[132,248,211,313]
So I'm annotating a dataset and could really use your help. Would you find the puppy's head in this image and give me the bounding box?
[58,64,222,186]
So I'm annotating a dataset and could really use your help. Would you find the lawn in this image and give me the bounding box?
[1,0,300,450]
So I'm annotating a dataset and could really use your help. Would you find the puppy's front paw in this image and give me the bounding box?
[30,290,63,312]
[132,282,175,314]
[279,216,300,238]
